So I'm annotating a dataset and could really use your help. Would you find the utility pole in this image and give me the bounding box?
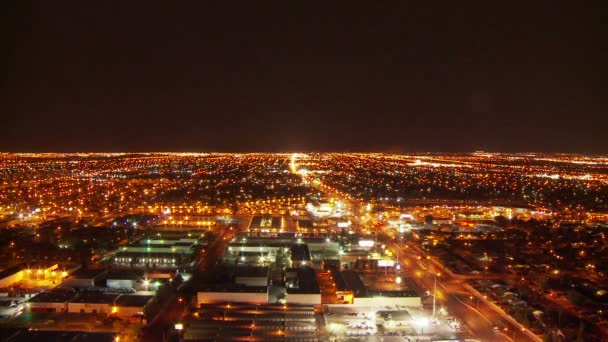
[433,272,440,320]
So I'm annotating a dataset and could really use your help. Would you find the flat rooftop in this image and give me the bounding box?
[341,270,367,297]
[367,289,418,298]
[28,289,77,303]
[235,266,269,278]
[376,309,413,321]
[199,283,268,293]
[326,265,348,292]
[0,263,25,279]
[249,216,282,229]
[65,268,106,279]
[290,244,311,261]
[115,294,153,307]
[286,267,320,295]
[184,304,318,341]
[3,329,117,342]
[230,236,293,246]
[70,292,119,304]
[298,219,313,228]
[106,269,144,280]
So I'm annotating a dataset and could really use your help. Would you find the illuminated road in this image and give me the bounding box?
[387,234,542,342]
[391,242,520,341]
[290,156,535,341]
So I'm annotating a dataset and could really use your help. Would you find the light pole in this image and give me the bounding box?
[433,272,440,320]
[224,304,230,320]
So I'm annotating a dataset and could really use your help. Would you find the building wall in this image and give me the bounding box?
[62,278,95,288]
[336,290,354,304]
[306,242,340,253]
[68,302,112,315]
[286,293,321,305]
[352,296,421,308]
[228,246,285,254]
[23,264,59,281]
[115,306,146,320]
[107,279,136,289]
[0,270,23,287]
[197,291,268,305]
[28,302,67,313]
[235,276,267,287]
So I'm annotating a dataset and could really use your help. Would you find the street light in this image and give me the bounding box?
[469,295,477,308]
[433,272,440,319]
[413,317,429,335]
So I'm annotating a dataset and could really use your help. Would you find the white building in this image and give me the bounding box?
[114,294,153,321]
[197,286,268,305]
[67,292,119,315]
[27,289,76,313]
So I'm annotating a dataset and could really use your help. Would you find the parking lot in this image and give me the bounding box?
[324,304,463,341]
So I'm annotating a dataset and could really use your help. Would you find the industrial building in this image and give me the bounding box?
[113,294,153,321]
[197,284,269,305]
[248,215,283,235]
[0,264,25,288]
[112,229,208,269]
[61,269,107,288]
[105,269,146,290]
[223,235,311,267]
[27,288,76,313]
[67,292,119,315]
[234,266,269,287]
[285,267,321,305]
[182,304,320,341]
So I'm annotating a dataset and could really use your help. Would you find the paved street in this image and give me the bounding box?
[296,161,540,342]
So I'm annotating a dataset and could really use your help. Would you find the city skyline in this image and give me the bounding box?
[1,152,608,341]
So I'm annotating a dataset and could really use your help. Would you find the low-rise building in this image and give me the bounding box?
[62,268,107,288]
[0,264,25,288]
[376,310,414,331]
[303,237,340,261]
[22,264,60,282]
[354,290,421,307]
[106,269,145,290]
[197,284,268,305]
[27,288,76,313]
[285,267,321,305]
[67,292,119,315]
[114,294,153,321]
[234,266,268,287]
[290,243,312,267]
[113,232,206,269]
[248,215,282,235]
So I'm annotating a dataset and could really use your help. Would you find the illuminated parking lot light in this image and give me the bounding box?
[414,317,429,328]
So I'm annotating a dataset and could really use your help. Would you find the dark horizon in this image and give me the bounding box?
[4,2,607,153]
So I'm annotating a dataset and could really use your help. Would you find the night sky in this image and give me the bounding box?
[3,2,607,153]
